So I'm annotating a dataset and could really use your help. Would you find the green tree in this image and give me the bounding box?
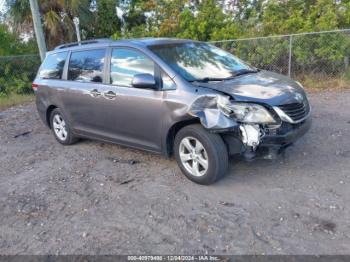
[0,23,39,95]
[6,0,94,49]
[0,23,37,55]
[176,0,227,41]
[0,23,21,55]
[95,0,121,38]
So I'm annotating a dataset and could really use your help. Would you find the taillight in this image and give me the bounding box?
[32,83,38,91]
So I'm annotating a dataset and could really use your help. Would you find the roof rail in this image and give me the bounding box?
[54,39,113,50]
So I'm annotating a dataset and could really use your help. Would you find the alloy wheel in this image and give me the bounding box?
[179,136,209,177]
[52,114,68,141]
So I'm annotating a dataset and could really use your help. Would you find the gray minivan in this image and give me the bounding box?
[33,38,311,185]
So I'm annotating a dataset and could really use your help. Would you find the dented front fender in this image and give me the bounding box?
[188,95,239,131]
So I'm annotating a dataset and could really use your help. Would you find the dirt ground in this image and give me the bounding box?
[0,90,349,255]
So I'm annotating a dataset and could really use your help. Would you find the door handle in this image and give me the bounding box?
[104,91,116,99]
[90,89,101,97]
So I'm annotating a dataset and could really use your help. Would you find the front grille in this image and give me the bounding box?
[278,101,310,122]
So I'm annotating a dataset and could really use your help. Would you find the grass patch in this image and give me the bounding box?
[295,74,350,91]
[0,93,35,110]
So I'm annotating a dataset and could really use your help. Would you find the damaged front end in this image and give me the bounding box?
[188,95,240,131]
[188,94,301,160]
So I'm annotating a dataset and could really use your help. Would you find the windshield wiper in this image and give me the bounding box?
[189,77,234,83]
[231,68,259,77]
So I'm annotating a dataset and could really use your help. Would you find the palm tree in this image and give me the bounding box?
[6,0,94,49]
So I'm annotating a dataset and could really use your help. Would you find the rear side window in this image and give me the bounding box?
[68,49,105,83]
[110,48,154,87]
[38,52,67,79]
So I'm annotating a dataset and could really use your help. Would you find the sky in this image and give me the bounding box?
[0,0,7,18]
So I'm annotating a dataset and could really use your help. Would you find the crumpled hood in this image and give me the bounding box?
[196,70,307,106]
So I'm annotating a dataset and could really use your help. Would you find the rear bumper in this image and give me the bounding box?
[35,95,48,127]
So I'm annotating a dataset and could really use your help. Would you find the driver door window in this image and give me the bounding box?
[110,48,155,87]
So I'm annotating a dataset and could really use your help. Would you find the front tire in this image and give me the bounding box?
[50,108,78,145]
[174,124,228,185]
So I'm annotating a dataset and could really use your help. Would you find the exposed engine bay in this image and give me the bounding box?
[239,124,264,149]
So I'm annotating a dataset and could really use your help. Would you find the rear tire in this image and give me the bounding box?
[174,124,228,185]
[50,108,78,145]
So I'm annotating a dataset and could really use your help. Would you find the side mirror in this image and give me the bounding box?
[132,73,156,89]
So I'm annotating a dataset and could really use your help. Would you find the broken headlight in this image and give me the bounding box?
[218,97,277,124]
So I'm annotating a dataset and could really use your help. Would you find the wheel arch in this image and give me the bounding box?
[46,105,58,129]
[164,118,201,157]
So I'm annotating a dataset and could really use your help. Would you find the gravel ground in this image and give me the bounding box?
[0,90,349,255]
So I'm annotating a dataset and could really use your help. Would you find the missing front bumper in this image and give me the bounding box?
[222,117,312,160]
[260,118,312,146]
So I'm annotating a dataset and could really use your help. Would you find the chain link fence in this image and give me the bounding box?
[1,29,350,97]
[0,54,40,96]
[211,29,350,89]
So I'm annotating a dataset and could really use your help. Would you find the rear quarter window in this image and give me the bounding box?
[38,52,68,79]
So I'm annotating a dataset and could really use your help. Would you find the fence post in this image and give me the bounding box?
[288,35,293,77]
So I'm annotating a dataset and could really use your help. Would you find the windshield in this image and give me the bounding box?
[149,42,255,82]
